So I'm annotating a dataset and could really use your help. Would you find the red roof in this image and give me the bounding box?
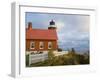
[26,29,58,40]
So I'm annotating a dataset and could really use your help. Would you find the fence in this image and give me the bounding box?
[29,52,48,66]
[53,51,68,56]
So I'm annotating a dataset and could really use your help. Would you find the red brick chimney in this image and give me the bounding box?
[28,22,32,30]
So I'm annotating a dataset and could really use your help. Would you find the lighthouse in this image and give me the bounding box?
[48,20,57,29]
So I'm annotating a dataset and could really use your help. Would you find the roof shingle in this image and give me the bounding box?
[26,29,58,40]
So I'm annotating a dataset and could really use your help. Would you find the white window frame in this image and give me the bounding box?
[30,41,35,49]
[48,42,52,49]
[39,41,44,49]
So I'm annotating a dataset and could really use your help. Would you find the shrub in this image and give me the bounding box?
[48,50,55,60]
[28,48,90,67]
[26,54,29,67]
[58,48,62,52]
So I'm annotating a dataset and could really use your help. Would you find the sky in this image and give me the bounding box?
[25,12,90,53]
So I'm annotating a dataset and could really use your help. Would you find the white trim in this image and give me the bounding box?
[11,2,20,77]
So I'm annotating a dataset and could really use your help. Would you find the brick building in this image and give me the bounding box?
[26,20,58,52]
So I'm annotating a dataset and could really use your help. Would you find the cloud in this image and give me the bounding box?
[56,21,65,31]
[76,15,90,32]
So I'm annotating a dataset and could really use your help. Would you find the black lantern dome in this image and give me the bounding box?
[50,20,55,25]
[48,20,57,30]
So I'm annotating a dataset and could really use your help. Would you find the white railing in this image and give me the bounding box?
[29,52,48,66]
[53,51,68,56]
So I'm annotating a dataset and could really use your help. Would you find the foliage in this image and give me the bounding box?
[26,48,90,67]
[58,48,62,52]
[26,54,29,66]
[48,50,55,60]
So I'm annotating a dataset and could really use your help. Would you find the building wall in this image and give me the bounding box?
[26,39,58,51]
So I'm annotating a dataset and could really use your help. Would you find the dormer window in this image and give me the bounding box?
[30,41,35,49]
[39,42,44,49]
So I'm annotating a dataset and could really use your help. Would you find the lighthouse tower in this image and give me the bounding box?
[48,20,57,29]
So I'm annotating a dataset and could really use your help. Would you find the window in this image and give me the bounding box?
[30,41,35,49]
[48,42,52,49]
[39,42,44,49]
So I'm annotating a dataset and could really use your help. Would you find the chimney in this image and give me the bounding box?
[28,22,32,30]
